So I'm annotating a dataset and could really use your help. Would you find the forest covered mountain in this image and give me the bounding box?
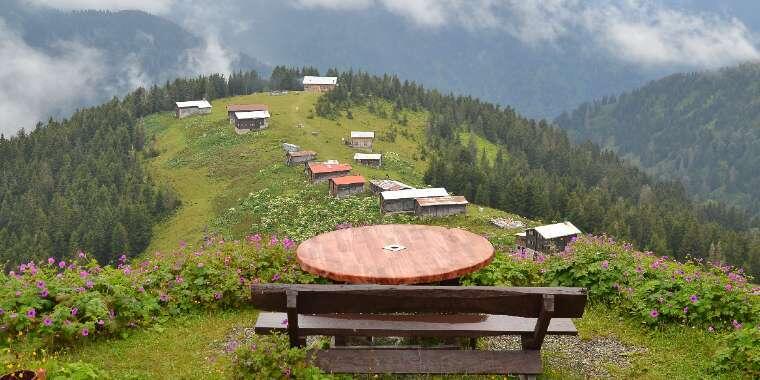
[555,63,760,216]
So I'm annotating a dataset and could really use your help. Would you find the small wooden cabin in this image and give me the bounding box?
[523,221,582,254]
[175,100,211,119]
[414,196,468,217]
[227,104,268,123]
[233,111,270,134]
[350,131,374,149]
[282,143,300,153]
[354,153,382,167]
[329,175,366,198]
[286,150,317,166]
[380,188,448,214]
[369,179,413,194]
[306,162,352,183]
[303,76,337,92]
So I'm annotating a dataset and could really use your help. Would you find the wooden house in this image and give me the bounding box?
[233,110,270,134]
[306,162,352,183]
[227,104,268,123]
[414,196,468,217]
[380,188,448,214]
[282,143,300,153]
[350,131,374,149]
[354,153,382,167]
[286,150,317,166]
[175,100,211,119]
[329,175,366,198]
[523,221,582,254]
[303,76,337,92]
[369,179,413,194]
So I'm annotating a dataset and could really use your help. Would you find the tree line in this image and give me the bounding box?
[316,70,760,276]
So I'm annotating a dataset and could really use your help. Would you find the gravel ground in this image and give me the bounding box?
[482,335,648,379]
[217,327,647,379]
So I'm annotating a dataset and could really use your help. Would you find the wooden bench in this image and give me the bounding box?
[251,284,587,378]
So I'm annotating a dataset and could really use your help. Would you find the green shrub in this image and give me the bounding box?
[461,251,543,286]
[710,326,760,379]
[231,334,333,380]
[0,236,317,347]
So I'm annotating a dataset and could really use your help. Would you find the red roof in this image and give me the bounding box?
[331,175,366,186]
[308,162,352,174]
[227,104,268,112]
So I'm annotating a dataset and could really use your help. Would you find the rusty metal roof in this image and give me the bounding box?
[330,175,366,186]
[287,150,317,157]
[308,162,352,174]
[415,196,469,207]
[227,104,268,112]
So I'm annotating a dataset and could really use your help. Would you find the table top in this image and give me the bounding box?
[296,224,494,284]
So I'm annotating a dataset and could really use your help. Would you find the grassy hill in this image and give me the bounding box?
[4,91,756,379]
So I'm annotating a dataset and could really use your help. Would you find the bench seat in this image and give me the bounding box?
[310,348,542,374]
[255,311,577,337]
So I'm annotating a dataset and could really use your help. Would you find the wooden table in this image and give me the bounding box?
[296,224,494,284]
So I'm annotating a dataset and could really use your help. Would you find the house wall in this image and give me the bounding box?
[415,204,466,217]
[177,107,211,119]
[304,84,336,93]
[234,118,268,134]
[381,198,417,213]
[331,183,365,198]
[525,230,577,253]
[351,137,373,148]
[356,158,381,167]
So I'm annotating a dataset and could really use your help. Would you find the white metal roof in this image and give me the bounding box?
[176,100,211,109]
[235,110,271,120]
[351,131,374,138]
[380,188,448,201]
[303,76,337,85]
[354,153,381,160]
[532,221,581,239]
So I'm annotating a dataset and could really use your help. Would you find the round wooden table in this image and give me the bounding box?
[296,224,494,284]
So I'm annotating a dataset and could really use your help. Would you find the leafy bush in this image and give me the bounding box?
[0,236,317,347]
[543,236,759,329]
[710,326,760,379]
[461,251,543,286]
[231,333,332,380]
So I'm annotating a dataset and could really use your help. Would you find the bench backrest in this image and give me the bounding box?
[251,284,586,318]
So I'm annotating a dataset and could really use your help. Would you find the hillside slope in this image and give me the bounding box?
[555,63,760,216]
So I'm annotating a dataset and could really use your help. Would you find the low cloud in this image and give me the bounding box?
[0,20,106,136]
[22,0,174,13]
[291,0,760,68]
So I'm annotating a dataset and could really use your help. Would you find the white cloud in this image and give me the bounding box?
[290,0,760,68]
[0,20,107,136]
[21,0,175,13]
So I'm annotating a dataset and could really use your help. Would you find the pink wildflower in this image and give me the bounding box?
[58,261,66,268]
[47,257,55,265]
[43,317,53,326]
[600,260,609,270]
[649,309,659,318]
[26,308,36,319]
[732,320,743,329]
[81,328,89,336]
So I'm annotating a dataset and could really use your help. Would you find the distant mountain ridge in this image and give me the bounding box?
[555,63,760,215]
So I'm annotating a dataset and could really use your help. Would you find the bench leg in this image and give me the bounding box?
[518,375,537,380]
[332,336,346,347]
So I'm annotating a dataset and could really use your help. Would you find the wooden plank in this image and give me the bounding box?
[310,349,542,374]
[255,312,578,336]
[250,284,587,318]
[296,224,494,284]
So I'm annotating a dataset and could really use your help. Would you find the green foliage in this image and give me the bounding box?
[48,361,112,380]
[0,236,316,347]
[709,326,760,379]
[543,237,759,329]
[461,252,543,286]
[231,334,333,380]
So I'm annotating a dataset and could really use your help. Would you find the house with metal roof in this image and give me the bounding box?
[380,188,448,214]
[369,179,413,194]
[175,100,211,119]
[350,131,375,149]
[522,221,582,254]
[286,150,317,166]
[306,162,352,183]
[303,76,337,92]
[227,104,268,123]
[354,153,382,167]
[329,175,366,198]
[233,110,270,134]
[414,196,469,217]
